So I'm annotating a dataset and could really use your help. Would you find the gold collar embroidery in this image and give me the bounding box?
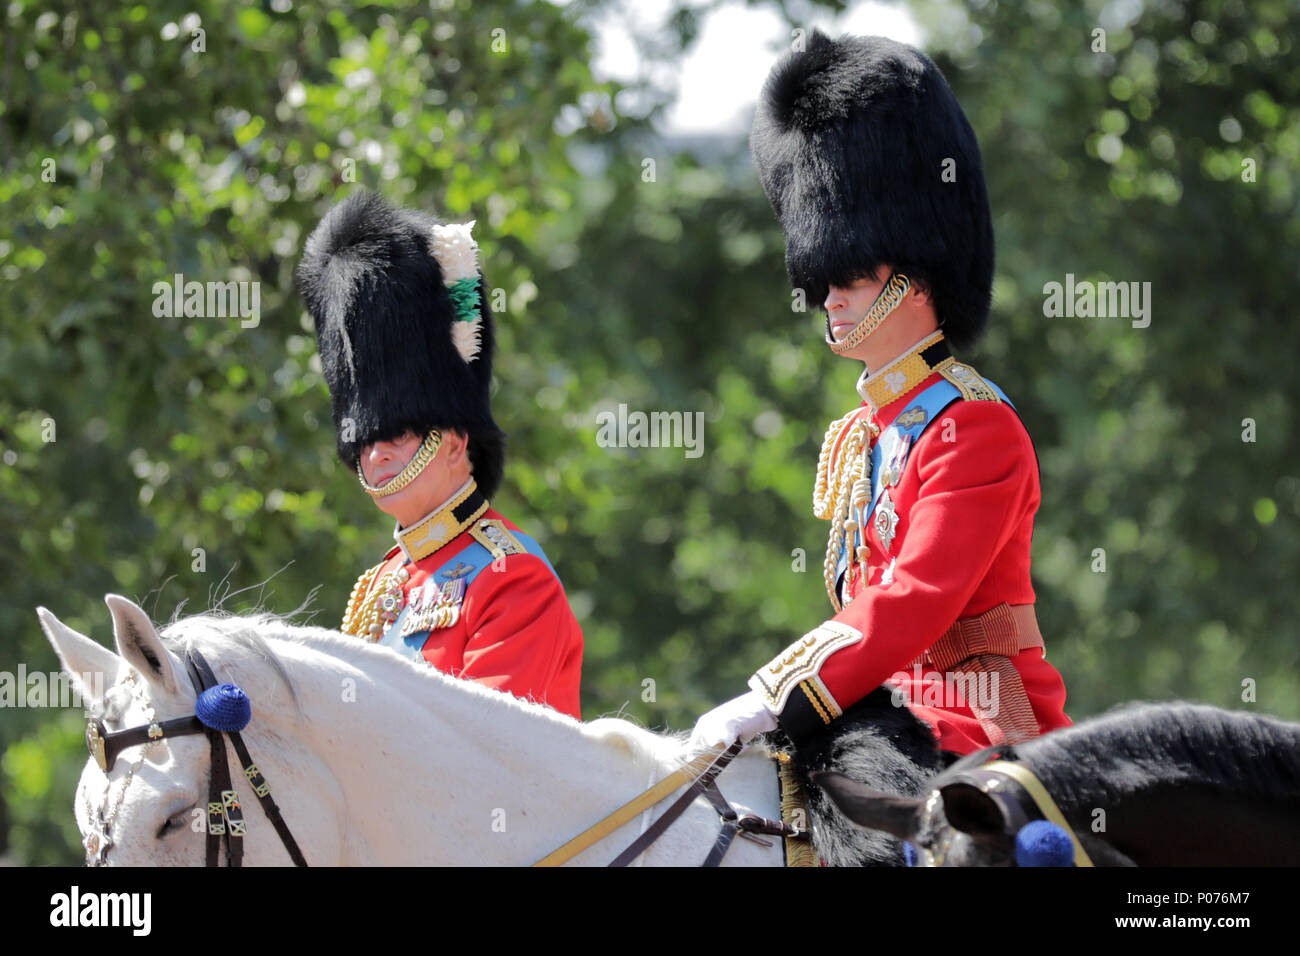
[855,330,947,412]
[394,479,489,563]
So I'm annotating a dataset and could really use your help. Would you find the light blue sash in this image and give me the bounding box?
[833,380,1014,591]
[380,530,558,661]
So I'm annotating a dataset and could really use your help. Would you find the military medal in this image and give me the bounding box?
[399,581,437,638]
[877,427,912,488]
[426,562,474,629]
[365,566,410,640]
[874,489,900,552]
[428,577,465,629]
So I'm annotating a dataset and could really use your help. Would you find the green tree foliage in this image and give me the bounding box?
[1,0,1296,862]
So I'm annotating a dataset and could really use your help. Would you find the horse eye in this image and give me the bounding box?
[156,805,196,839]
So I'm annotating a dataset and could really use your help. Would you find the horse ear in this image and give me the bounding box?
[105,594,180,697]
[813,770,924,840]
[36,606,124,703]
[939,782,1012,839]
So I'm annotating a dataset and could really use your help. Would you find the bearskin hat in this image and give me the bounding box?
[297,190,505,499]
[750,31,995,350]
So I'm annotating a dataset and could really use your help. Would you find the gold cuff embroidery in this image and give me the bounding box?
[799,674,843,725]
[749,621,862,714]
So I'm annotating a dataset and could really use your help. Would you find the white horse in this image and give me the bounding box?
[39,594,788,866]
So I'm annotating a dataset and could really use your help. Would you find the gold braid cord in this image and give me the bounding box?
[775,753,818,867]
[340,562,384,636]
[341,561,413,640]
[813,410,879,611]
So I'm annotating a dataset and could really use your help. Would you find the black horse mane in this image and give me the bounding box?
[955,700,1300,815]
[763,687,951,866]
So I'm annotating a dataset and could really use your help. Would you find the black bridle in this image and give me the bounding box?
[607,741,804,866]
[84,648,307,867]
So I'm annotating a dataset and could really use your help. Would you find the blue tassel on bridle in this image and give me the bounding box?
[196,682,252,733]
[1015,820,1075,866]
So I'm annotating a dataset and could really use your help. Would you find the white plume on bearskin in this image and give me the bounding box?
[429,220,479,279]
[429,220,483,363]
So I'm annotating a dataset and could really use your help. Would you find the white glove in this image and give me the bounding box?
[688,690,778,754]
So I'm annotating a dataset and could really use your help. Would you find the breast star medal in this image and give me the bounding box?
[874,489,900,552]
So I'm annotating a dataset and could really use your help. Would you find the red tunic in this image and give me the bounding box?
[751,346,1072,756]
[827,388,1071,753]
[345,507,584,721]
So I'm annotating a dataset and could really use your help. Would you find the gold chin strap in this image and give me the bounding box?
[357,430,442,497]
[826,272,911,355]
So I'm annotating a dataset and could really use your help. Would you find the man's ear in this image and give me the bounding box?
[443,429,470,465]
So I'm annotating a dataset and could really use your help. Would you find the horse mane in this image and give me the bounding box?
[1003,701,1300,813]
[764,686,950,866]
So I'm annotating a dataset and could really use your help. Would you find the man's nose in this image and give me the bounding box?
[825,289,846,312]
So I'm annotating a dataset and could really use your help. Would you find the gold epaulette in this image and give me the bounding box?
[934,357,1002,403]
[469,518,527,562]
[340,561,385,636]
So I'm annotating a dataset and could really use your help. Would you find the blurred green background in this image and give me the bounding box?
[2,0,1297,863]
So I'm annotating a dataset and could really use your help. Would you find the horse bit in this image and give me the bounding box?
[82,648,307,866]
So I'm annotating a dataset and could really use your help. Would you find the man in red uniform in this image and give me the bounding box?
[298,191,582,720]
[691,32,1070,757]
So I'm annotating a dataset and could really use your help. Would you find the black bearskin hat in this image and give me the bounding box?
[750,31,995,350]
[297,190,505,499]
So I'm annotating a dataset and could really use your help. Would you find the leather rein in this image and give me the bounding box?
[537,741,806,867]
[84,648,307,867]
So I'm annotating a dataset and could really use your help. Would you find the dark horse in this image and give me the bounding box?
[809,699,1300,865]
[767,686,957,866]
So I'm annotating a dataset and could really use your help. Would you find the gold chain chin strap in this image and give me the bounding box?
[827,273,911,355]
[356,430,442,497]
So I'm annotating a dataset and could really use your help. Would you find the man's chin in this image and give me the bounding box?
[829,321,863,345]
